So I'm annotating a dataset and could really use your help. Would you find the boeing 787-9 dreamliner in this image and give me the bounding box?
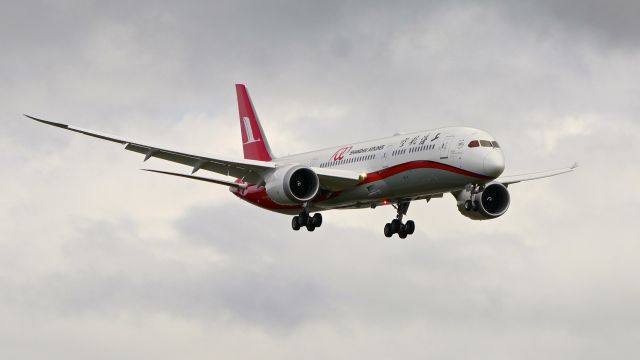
[26,84,577,237]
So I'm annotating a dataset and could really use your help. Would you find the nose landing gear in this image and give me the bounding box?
[383,201,416,238]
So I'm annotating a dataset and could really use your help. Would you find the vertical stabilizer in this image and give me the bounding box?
[236,84,274,161]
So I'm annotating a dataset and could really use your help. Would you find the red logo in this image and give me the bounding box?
[331,146,352,161]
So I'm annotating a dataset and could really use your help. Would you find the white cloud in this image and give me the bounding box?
[531,114,597,152]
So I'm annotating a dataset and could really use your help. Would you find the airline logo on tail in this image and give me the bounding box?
[236,84,273,161]
[242,116,261,144]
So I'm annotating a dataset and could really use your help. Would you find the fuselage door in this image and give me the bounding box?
[450,138,466,167]
[382,144,394,168]
[440,135,454,159]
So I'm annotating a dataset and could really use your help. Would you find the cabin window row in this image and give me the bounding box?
[319,153,376,168]
[393,143,436,156]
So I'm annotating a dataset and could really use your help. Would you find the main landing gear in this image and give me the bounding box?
[383,201,415,238]
[463,184,483,212]
[292,210,323,232]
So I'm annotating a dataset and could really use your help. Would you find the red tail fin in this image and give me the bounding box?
[236,84,274,162]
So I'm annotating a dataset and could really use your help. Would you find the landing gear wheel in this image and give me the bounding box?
[405,220,415,235]
[391,219,402,233]
[306,223,316,232]
[472,201,479,212]
[384,223,393,238]
[297,212,309,227]
[398,229,408,239]
[292,216,301,231]
[312,213,323,227]
[464,200,473,211]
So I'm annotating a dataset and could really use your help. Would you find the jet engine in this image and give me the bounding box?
[265,165,320,205]
[455,182,510,220]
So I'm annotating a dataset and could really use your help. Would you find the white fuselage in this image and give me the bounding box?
[262,126,505,212]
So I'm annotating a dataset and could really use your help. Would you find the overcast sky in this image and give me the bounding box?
[1,1,639,359]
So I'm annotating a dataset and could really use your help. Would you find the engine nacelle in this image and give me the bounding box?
[455,182,511,220]
[265,165,320,205]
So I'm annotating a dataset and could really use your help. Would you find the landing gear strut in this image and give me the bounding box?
[384,201,415,238]
[292,205,322,232]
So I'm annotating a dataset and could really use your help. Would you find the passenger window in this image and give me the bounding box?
[468,140,479,148]
[491,141,500,148]
[480,140,492,147]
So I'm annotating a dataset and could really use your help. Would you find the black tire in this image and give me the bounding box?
[312,213,323,227]
[405,220,415,235]
[398,230,407,239]
[298,212,309,226]
[292,216,300,231]
[384,223,393,238]
[306,223,316,232]
[472,201,480,212]
[391,219,401,233]
[464,200,472,211]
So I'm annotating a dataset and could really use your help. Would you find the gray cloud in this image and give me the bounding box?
[500,0,640,46]
[2,0,639,359]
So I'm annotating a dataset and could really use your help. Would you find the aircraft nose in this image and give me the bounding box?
[483,150,505,178]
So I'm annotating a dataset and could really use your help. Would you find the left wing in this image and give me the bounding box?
[141,169,248,188]
[26,115,363,191]
[313,167,363,191]
[25,114,276,184]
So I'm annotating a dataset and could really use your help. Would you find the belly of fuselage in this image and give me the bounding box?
[315,167,475,209]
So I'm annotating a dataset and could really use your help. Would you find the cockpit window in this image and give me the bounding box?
[491,141,500,148]
[468,140,479,148]
[480,140,493,147]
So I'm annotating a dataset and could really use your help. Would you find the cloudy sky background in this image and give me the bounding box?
[1,0,639,358]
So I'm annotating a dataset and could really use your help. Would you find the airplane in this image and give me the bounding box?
[25,84,577,238]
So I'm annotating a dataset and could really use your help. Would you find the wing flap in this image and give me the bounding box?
[142,169,247,188]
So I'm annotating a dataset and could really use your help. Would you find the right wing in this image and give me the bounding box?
[496,162,578,185]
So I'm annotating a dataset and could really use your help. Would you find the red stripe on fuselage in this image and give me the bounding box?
[361,160,492,184]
